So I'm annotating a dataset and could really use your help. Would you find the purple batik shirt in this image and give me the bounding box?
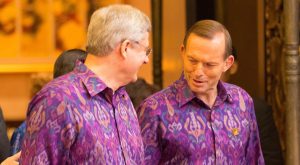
[137,75,264,165]
[20,61,144,165]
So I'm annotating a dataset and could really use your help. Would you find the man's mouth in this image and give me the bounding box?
[192,79,206,86]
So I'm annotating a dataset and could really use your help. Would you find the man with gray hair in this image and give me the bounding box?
[20,4,151,164]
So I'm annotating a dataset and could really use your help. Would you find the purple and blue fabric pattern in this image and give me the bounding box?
[20,61,144,165]
[137,74,264,165]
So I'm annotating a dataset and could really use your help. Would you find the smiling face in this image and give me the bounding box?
[181,33,234,99]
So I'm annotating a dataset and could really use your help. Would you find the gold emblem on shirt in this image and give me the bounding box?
[232,128,239,136]
[224,111,241,137]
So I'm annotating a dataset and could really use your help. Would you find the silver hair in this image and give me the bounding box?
[86,4,151,56]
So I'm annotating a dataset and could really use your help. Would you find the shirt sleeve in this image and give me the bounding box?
[20,91,77,165]
[10,121,26,155]
[246,99,265,165]
[137,100,162,165]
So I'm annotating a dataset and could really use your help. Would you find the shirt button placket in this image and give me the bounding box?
[113,94,128,165]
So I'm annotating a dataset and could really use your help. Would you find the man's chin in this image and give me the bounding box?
[130,75,138,83]
[189,84,206,94]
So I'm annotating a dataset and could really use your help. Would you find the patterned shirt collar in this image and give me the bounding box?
[175,73,233,107]
[74,61,108,97]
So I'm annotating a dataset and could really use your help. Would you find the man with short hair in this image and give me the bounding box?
[53,49,87,78]
[138,20,264,164]
[20,4,151,164]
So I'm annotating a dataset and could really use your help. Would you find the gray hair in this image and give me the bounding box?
[86,4,151,56]
[183,20,232,58]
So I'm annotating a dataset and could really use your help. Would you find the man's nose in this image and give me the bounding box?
[194,63,204,76]
[144,56,149,64]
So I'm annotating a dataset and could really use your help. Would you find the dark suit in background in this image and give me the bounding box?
[0,107,11,162]
[254,98,284,165]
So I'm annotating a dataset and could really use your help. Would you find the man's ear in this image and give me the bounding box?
[120,40,130,58]
[223,55,235,72]
[180,44,185,58]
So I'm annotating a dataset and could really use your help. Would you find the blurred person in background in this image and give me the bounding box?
[0,106,11,162]
[126,78,160,109]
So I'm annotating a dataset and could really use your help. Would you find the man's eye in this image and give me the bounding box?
[189,59,197,64]
[205,63,215,67]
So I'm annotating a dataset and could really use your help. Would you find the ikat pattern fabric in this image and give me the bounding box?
[20,61,144,165]
[137,75,264,165]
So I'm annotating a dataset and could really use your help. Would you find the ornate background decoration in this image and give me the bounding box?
[0,0,92,72]
[265,0,286,151]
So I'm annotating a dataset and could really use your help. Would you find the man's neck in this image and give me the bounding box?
[84,54,124,92]
[196,88,218,108]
